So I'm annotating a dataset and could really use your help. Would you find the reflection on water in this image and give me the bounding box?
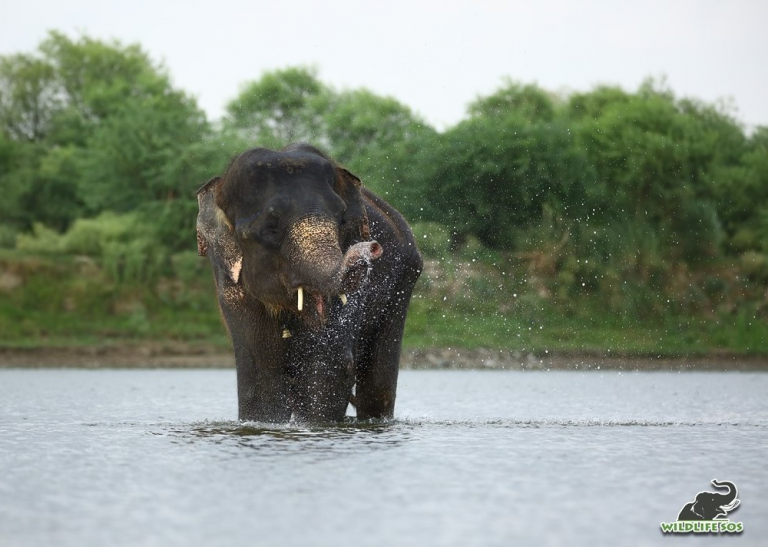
[159,413,757,466]
[170,419,409,456]
[1,369,766,547]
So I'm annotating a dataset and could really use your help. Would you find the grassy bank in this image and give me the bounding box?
[1,234,766,357]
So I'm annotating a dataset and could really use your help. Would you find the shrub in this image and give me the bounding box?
[410,222,451,258]
[15,223,66,254]
[0,225,19,249]
[15,212,164,284]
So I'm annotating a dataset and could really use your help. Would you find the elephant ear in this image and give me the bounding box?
[335,167,371,249]
[196,176,243,284]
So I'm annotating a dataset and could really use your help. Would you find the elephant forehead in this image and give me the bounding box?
[277,157,309,174]
[237,173,339,209]
[246,152,333,182]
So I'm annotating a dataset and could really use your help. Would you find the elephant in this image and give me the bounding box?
[196,143,422,423]
[677,479,740,520]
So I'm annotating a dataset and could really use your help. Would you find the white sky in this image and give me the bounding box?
[1,0,766,131]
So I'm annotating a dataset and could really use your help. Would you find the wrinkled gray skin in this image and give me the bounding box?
[677,480,740,520]
[197,144,422,423]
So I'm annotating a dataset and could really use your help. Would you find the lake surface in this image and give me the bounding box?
[1,369,766,546]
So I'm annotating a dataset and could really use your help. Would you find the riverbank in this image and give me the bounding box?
[3,251,768,361]
[2,344,767,371]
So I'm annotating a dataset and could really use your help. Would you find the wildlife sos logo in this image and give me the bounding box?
[660,479,743,534]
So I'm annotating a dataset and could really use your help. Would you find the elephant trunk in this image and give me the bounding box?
[286,217,345,292]
[712,480,738,508]
[285,216,382,317]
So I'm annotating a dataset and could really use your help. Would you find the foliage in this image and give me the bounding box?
[467,80,558,123]
[78,92,207,211]
[222,69,435,205]
[322,88,437,214]
[15,212,164,284]
[712,126,768,251]
[0,31,210,251]
[0,53,60,141]
[223,66,329,146]
[570,79,746,261]
[1,33,766,355]
[420,112,592,250]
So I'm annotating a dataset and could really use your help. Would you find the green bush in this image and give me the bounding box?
[15,223,66,254]
[63,212,139,254]
[0,225,19,249]
[171,251,209,285]
[740,252,768,283]
[102,238,163,284]
[410,222,451,258]
[15,212,164,284]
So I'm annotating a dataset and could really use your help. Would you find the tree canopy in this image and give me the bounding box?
[0,32,210,246]
[1,32,765,271]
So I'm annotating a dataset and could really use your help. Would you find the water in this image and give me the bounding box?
[1,369,766,546]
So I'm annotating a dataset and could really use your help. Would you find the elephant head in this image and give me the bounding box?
[196,143,381,326]
[677,479,740,521]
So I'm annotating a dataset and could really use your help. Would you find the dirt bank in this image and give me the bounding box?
[1,344,767,371]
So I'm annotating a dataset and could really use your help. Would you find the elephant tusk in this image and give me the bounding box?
[340,294,348,306]
[297,286,304,311]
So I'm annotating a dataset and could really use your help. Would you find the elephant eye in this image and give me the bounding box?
[255,215,284,245]
[236,215,280,245]
[263,219,280,235]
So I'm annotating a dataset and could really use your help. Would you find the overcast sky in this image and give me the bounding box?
[1,0,766,131]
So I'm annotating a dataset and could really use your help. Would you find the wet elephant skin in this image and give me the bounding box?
[196,143,422,423]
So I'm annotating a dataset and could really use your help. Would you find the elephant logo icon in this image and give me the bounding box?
[677,479,740,521]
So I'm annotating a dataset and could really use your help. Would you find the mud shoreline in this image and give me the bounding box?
[1,344,767,371]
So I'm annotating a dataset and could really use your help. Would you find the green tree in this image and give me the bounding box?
[324,89,424,161]
[417,82,591,250]
[146,130,249,251]
[468,80,557,124]
[222,73,437,221]
[0,32,212,244]
[40,31,171,128]
[78,91,207,211]
[0,54,61,141]
[572,81,747,260]
[322,88,436,214]
[0,32,181,146]
[0,132,28,232]
[712,126,768,251]
[223,66,329,146]
[0,137,84,233]
[566,85,632,122]
[423,113,591,250]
